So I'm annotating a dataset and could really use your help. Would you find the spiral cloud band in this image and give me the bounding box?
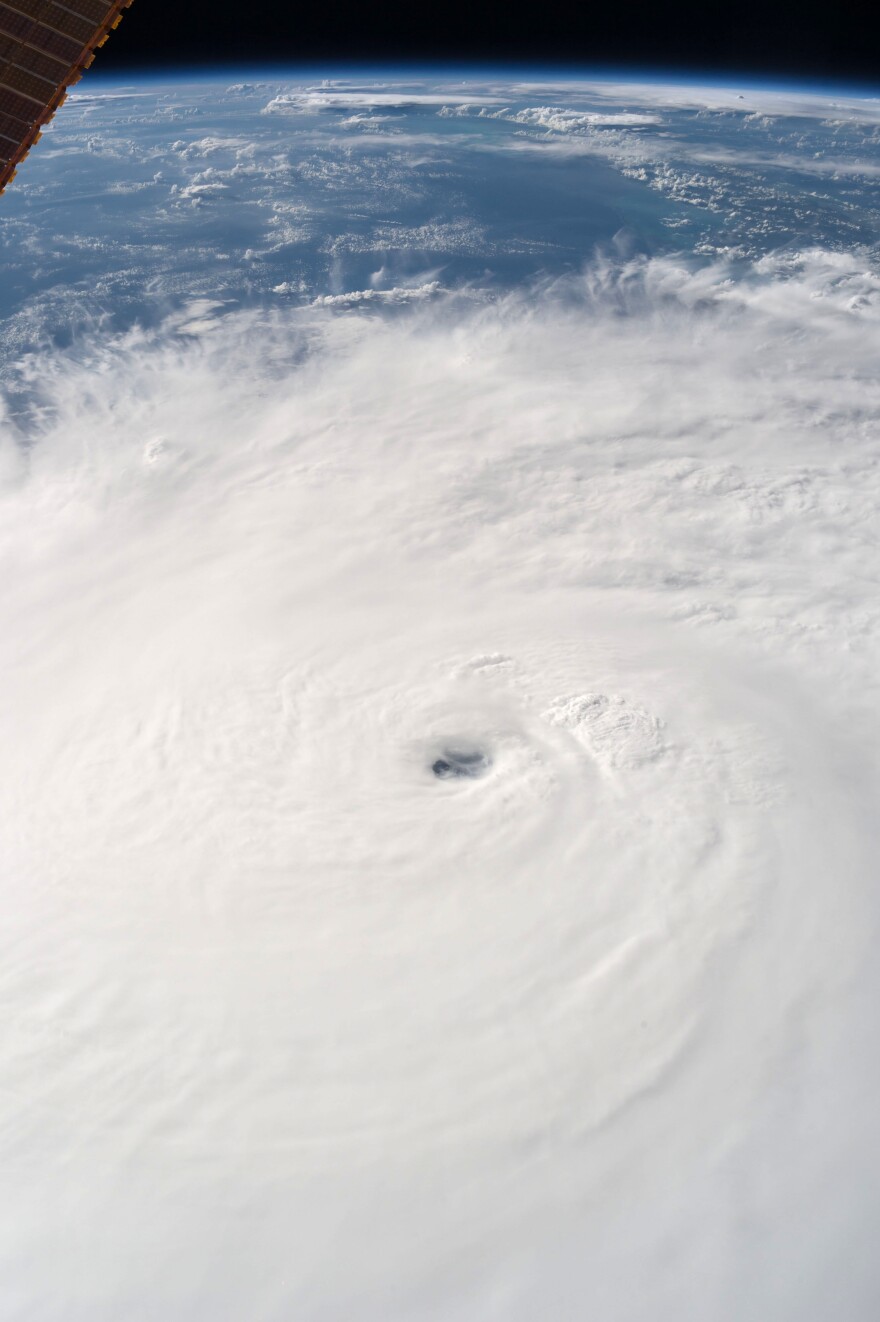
[2,239,880,1315]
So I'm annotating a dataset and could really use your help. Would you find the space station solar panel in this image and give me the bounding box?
[0,0,133,192]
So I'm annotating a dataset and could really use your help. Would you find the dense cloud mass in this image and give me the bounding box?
[1,77,879,1321]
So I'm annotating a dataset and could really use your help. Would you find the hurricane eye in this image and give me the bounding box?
[431,749,491,780]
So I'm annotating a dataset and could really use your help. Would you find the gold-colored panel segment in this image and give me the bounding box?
[0,0,133,191]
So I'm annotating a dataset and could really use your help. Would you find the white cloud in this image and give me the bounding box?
[507,106,661,130]
[2,247,880,1320]
[508,79,880,124]
[688,147,880,177]
[171,181,230,205]
[174,135,257,159]
[264,88,505,114]
[310,280,442,306]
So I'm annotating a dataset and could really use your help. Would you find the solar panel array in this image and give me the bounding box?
[0,0,133,192]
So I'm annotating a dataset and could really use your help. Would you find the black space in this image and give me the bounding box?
[96,0,878,86]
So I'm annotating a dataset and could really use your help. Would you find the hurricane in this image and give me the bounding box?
[1,74,879,1320]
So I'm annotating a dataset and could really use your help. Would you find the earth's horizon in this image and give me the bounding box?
[1,69,879,1322]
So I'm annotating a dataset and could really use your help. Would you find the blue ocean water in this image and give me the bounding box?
[1,70,878,347]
